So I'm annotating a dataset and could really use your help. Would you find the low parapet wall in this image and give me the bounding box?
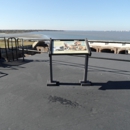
[89,41,130,54]
[31,40,130,54]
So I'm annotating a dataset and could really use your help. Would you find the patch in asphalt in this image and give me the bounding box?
[49,96,80,107]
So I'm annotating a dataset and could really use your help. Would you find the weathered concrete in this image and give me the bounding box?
[0,52,130,130]
[36,46,48,53]
[89,41,130,54]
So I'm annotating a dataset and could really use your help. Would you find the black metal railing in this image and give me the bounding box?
[7,37,18,61]
[0,37,24,62]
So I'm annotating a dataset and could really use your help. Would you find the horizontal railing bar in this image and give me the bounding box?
[18,48,46,53]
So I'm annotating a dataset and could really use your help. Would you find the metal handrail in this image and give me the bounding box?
[17,38,24,61]
[7,37,18,61]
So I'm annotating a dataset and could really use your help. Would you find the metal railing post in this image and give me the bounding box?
[7,37,18,61]
[0,48,1,59]
[21,39,24,61]
[4,37,9,62]
[16,38,24,61]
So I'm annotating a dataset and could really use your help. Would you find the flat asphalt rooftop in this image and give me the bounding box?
[0,52,130,130]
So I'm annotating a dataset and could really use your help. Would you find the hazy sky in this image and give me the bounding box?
[0,0,130,30]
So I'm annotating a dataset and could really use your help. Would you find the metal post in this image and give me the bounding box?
[47,39,59,86]
[11,38,14,61]
[7,38,14,61]
[21,39,24,61]
[49,54,53,82]
[17,38,24,61]
[4,37,8,62]
[84,55,89,82]
[0,48,1,59]
[80,54,92,86]
[15,38,18,60]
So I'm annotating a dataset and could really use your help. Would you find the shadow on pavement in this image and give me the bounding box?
[0,59,33,67]
[0,59,48,68]
[0,59,48,78]
[48,81,130,89]
[0,59,33,78]
[0,72,8,78]
[93,81,130,90]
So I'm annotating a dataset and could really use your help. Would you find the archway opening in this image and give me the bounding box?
[119,50,128,54]
[101,49,114,53]
[90,47,96,52]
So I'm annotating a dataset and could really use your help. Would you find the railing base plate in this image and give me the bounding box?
[80,80,92,86]
[47,81,59,86]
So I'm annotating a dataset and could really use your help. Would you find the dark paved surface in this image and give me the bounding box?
[0,52,130,130]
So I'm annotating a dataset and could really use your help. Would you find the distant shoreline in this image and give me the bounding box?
[1,30,130,34]
[0,30,64,34]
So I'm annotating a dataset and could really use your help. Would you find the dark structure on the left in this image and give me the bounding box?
[0,37,24,62]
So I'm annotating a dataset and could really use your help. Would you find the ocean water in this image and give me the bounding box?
[30,31,130,41]
[1,31,130,41]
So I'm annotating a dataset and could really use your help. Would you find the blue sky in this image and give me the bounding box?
[0,0,130,30]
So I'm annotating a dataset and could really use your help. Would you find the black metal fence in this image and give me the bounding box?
[0,37,24,62]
